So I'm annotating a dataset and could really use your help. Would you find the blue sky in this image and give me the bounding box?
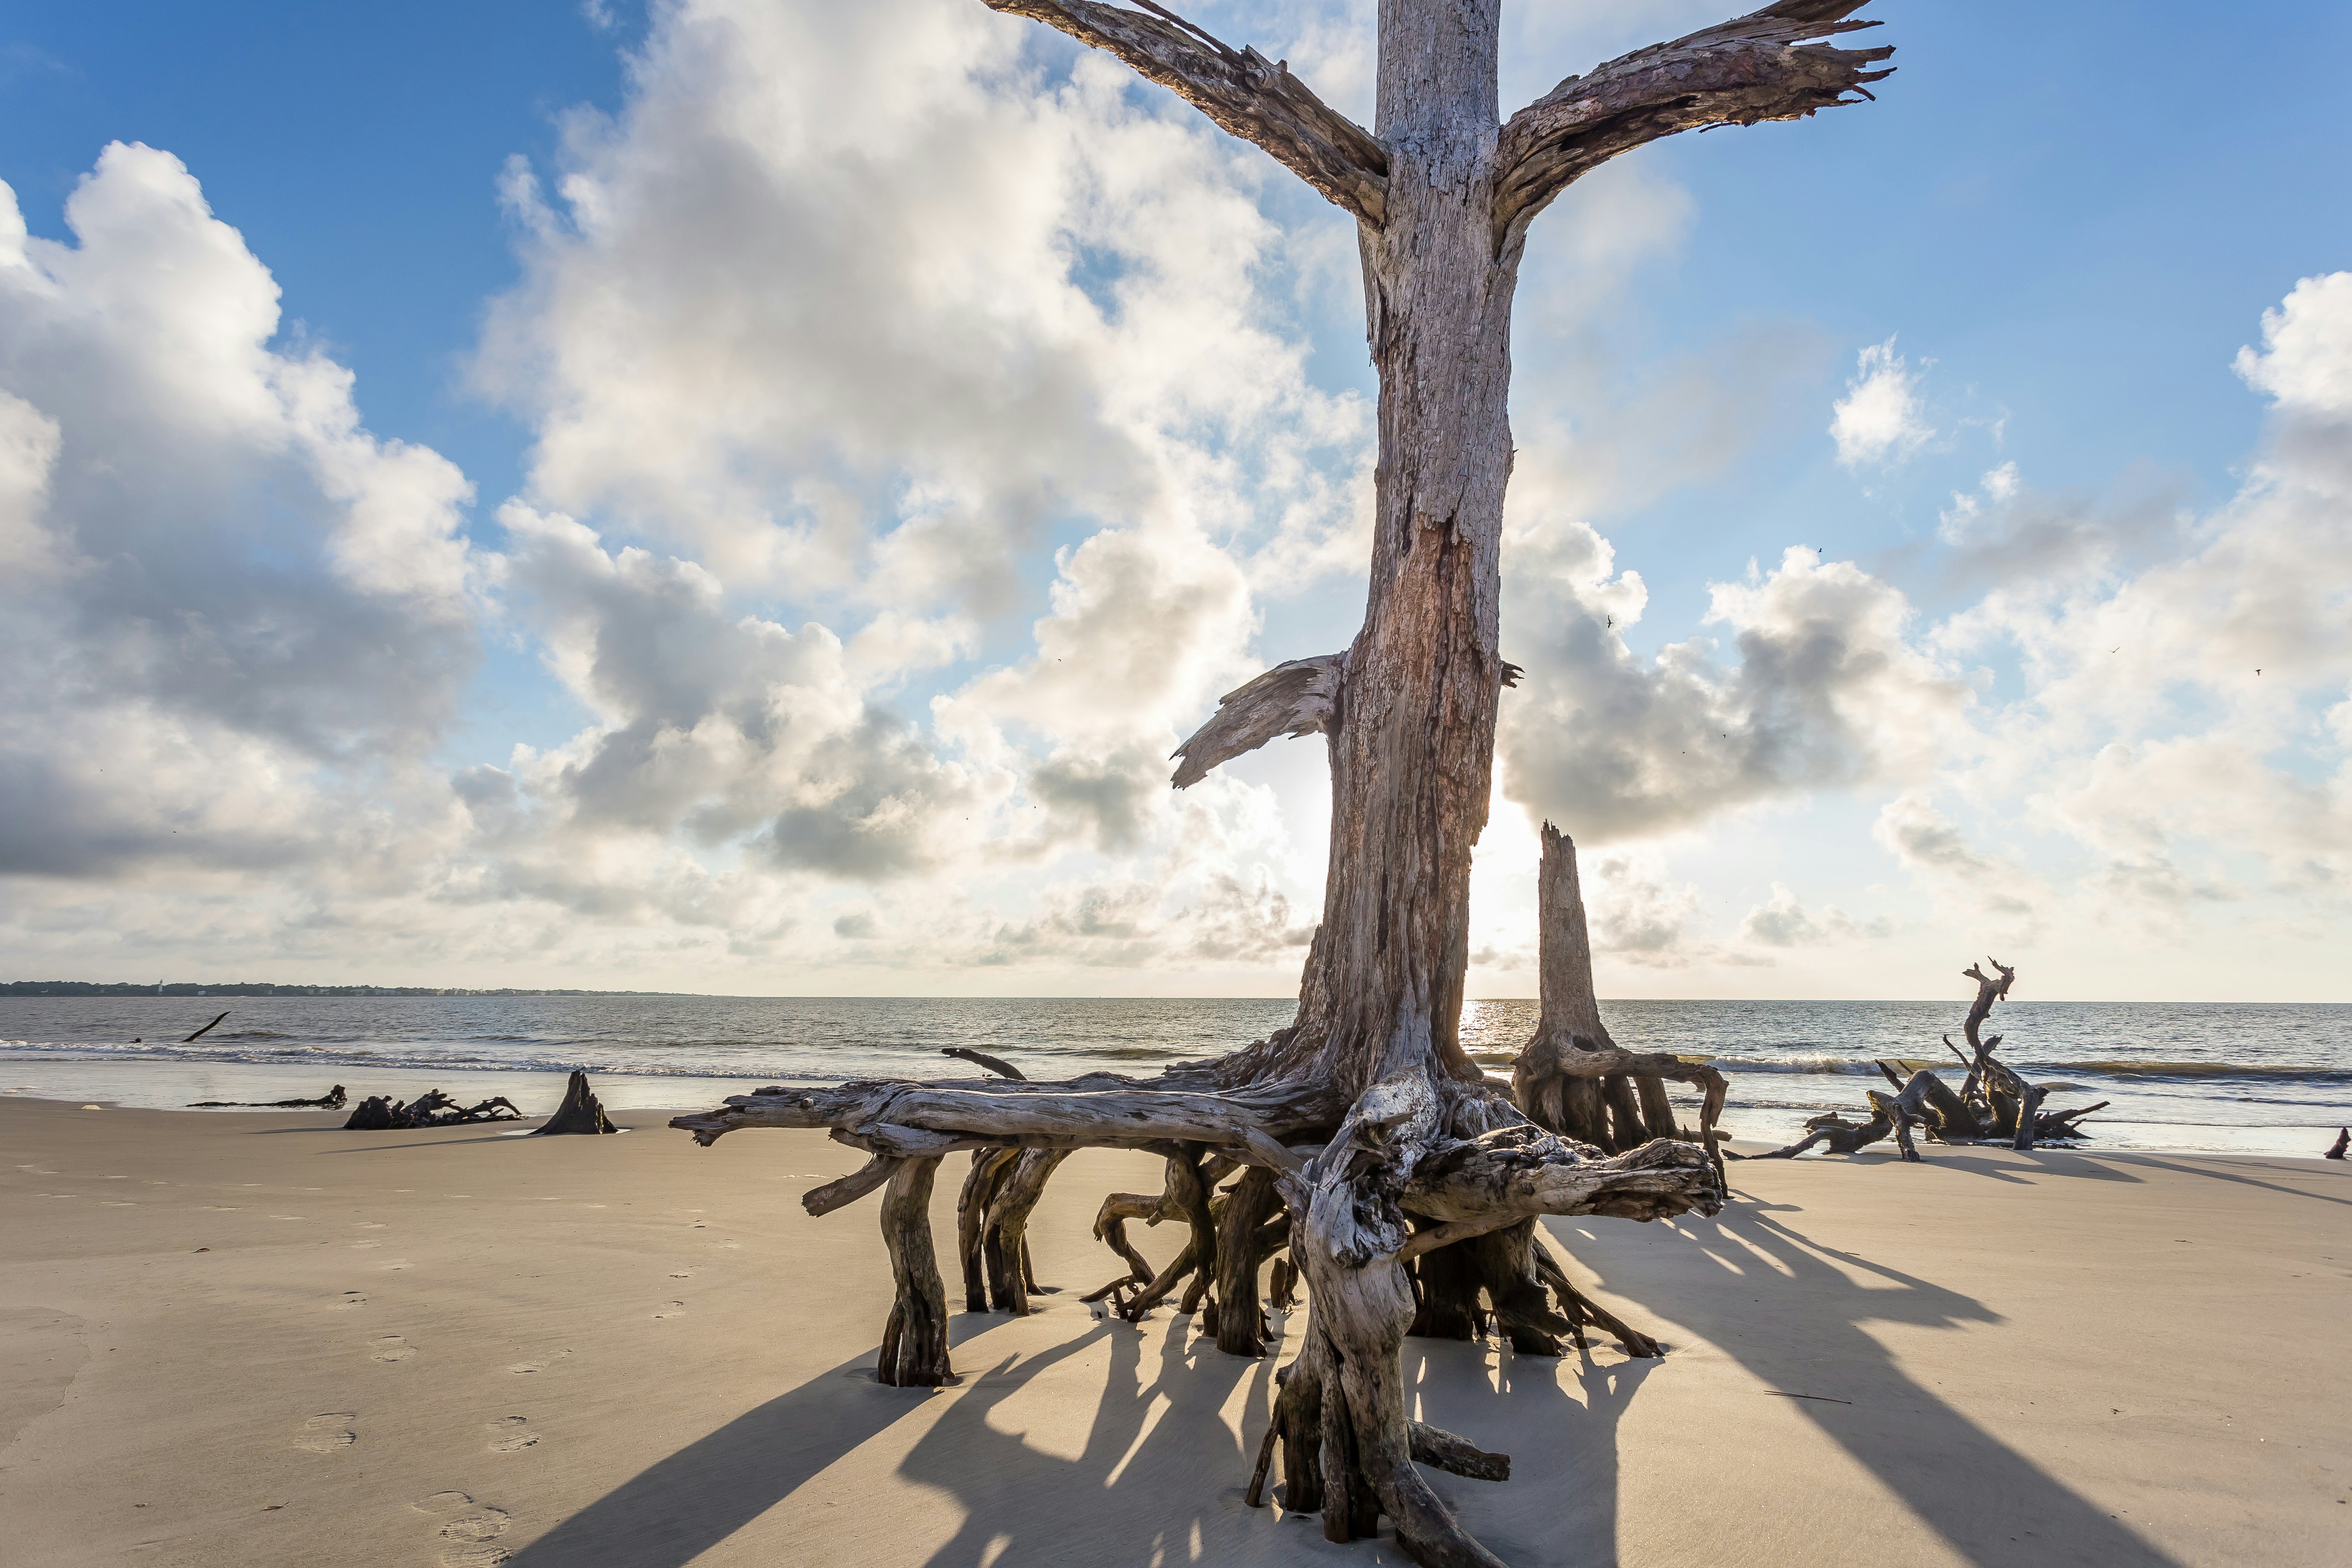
[2,1,2348,998]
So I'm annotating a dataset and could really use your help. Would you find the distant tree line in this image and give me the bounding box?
[0,982,675,998]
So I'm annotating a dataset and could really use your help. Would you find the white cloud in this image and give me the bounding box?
[0,145,481,885]
[1740,882,1886,948]
[1830,336,1933,468]
[2234,271,2352,417]
[1499,523,1969,843]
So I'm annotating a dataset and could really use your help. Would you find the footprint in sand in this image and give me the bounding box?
[294,1412,357,1452]
[504,1362,542,1375]
[412,1490,512,1568]
[487,1416,537,1452]
[652,1301,687,1321]
[371,1335,415,1363]
[668,1271,692,1279]
[337,1292,367,1310]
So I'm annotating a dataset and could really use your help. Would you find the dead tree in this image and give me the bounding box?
[1755,961,2107,1159]
[676,5,1895,1562]
[531,1069,618,1135]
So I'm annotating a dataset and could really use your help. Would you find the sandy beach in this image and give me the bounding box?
[1,1095,2344,1568]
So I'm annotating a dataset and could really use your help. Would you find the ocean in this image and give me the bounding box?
[3,994,2346,1156]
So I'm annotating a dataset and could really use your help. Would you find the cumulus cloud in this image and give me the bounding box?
[1829,337,1933,468]
[1499,520,1969,844]
[0,145,481,884]
[477,0,1368,610]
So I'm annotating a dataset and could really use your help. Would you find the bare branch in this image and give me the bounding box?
[1170,652,1342,788]
[803,1153,899,1216]
[671,1074,1336,1152]
[1495,0,1894,246]
[982,2,1387,224]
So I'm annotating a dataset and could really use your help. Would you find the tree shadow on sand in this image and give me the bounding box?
[499,1297,1661,1567]
[1553,1197,2189,1568]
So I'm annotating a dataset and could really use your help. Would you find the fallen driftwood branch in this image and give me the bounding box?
[941,1047,1026,1080]
[342,1089,524,1130]
[183,1010,231,1044]
[530,1069,617,1135]
[188,1083,347,1109]
[1752,961,2105,1160]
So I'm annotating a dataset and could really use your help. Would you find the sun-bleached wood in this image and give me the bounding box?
[876,1156,954,1386]
[1495,0,1892,247]
[1170,653,1344,789]
[1512,824,1727,1173]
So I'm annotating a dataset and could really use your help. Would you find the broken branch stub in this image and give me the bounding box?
[1169,653,1343,789]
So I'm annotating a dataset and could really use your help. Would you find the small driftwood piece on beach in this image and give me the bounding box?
[342,1089,524,1130]
[531,1069,618,1135]
[189,1083,347,1110]
[1751,960,2106,1161]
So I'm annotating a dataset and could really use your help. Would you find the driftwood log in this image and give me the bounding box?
[675,4,1896,1562]
[1752,961,2107,1160]
[183,1010,231,1044]
[189,1083,347,1109]
[531,1069,618,1135]
[343,1090,524,1130]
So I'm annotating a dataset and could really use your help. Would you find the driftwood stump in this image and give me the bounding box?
[1511,824,1725,1176]
[532,1069,618,1135]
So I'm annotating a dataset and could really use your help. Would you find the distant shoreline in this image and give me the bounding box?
[0,982,683,998]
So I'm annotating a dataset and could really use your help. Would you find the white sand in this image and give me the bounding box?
[1,1097,2344,1566]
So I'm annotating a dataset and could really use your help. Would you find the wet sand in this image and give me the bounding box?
[1,1095,2344,1567]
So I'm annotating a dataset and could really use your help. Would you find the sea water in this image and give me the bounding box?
[2,994,2345,1156]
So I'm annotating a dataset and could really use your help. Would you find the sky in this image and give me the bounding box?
[1,0,2348,1001]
